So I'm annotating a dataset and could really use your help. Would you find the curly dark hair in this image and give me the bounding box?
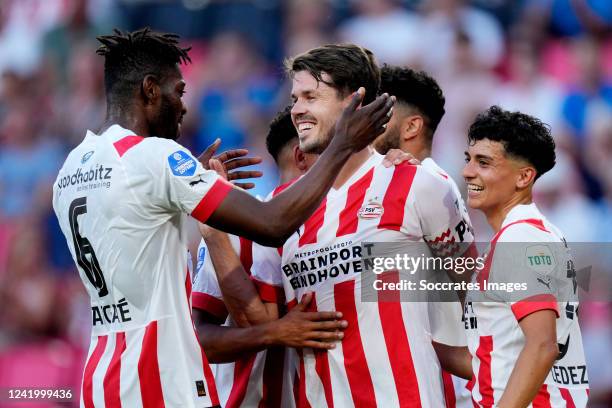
[96,28,191,105]
[380,65,445,139]
[468,106,555,180]
[285,44,380,105]
[266,106,297,164]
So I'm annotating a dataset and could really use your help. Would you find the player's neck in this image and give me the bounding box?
[486,193,533,232]
[100,106,151,137]
[400,139,430,162]
[279,168,302,185]
[333,147,373,190]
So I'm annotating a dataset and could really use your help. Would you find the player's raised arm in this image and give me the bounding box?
[205,89,395,247]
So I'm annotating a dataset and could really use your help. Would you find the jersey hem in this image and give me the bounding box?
[511,294,560,321]
[192,292,229,319]
[191,179,233,223]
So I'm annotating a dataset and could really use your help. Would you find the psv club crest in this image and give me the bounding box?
[358,199,384,219]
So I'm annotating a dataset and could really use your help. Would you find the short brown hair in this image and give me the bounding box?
[285,44,380,105]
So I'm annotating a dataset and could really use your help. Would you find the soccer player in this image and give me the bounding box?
[375,64,476,407]
[462,106,589,406]
[204,44,474,407]
[193,108,415,407]
[192,108,336,408]
[51,29,393,408]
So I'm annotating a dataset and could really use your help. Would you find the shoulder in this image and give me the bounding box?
[134,138,200,176]
[134,137,194,158]
[411,164,455,199]
[497,220,553,244]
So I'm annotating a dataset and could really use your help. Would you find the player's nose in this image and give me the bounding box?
[181,101,187,118]
[291,99,306,117]
[462,160,476,180]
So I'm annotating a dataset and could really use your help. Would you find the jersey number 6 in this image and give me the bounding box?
[69,197,109,297]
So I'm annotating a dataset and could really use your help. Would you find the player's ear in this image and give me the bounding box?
[401,115,422,142]
[342,89,363,109]
[516,166,536,189]
[294,145,309,172]
[142,74,160,105]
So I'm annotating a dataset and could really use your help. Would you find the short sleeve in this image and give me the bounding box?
[413,170,475,257]
[250,242,285,304]
[429,301,467,347]
[489,225,561,321]
[192,239,228,319]
[149,139,233,222]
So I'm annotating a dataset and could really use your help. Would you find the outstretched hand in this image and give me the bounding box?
[331,88,395,154]
[198,139,263,189]
[270,292,347,350]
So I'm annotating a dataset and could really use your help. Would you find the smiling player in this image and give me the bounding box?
[462,106,589,407]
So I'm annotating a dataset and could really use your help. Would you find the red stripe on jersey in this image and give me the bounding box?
[273,179,295,261]
[192,326,220,405]
[476,335,494,408]
[533,384,552,408]
[306,293,334,408]
[559,388,576,408]
[511,294,560,321]
[299,198,327,247]
[103,332,126,408]
[262,347,285,408]
[138,321,165,408]
[252,277,285,304]
[113,135,144,157]
[336,168,374,237]
[185,270,192,308]
[225,354,257,408]
[83,335,108,408]
[191,179,233,223]
[293,368,301,408]
[377,271,421,407]
[239,237,253,273]
[442,371,456,408]
[478,218,550,288]
[192,292,228,319]
[296,350,312,408]
[465,377,479,408]
[334,280,377,407]
[378,163,417,231]
[273,179,297,196]
[287,298,298,310]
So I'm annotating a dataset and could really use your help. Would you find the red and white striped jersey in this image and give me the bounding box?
[252,153,474,407]
[422,159,474,408]
[192,181,299,408]
[464,203,589,407]
[192,234,295,408]
[52,124,232,408]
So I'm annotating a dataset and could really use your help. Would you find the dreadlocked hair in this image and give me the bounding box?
[96,27,192,105]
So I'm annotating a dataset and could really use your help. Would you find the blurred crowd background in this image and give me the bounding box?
[0,0,610,406]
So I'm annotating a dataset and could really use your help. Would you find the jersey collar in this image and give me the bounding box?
[501,203,543,228]
[94,124,138,143]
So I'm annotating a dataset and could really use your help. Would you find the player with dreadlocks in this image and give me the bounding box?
[52,28,394,407]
